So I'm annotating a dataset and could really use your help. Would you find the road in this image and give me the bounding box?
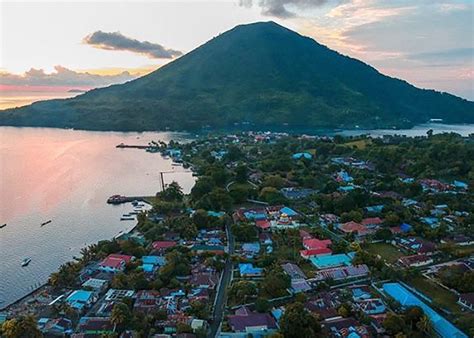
[209,220,235,338]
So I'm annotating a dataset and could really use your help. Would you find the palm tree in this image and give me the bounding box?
[111,302,131,332]
[416,315,433,335]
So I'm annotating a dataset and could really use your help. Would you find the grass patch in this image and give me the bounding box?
[364,242,404,263]
[342,139,372,150]
[408,276,462,314]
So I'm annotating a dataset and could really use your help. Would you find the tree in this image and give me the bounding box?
[235,164,248,183]
[2,316,42,338]
[416,315,433,336]
[255,298,270,313]
[111,302,131,331]
[261,268,290,298]
[383,313,405,335]
[279,302,321,338]
[231,223,257,242]
[157,181,183,202]
[229,281,257,303]
[375,227,393,241]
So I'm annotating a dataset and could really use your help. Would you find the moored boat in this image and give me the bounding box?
[21,257,31,267]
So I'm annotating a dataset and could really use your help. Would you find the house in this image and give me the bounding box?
[191,244,225,255]
[398,254,433,267]
[312,264,369,281]
[278,206,298,217]
[394,237,437,255]
[256,219,271,231]
[458,293,474,311]
[290,279,312,293]
[227,306,278,334]
[259,233,273,245]
[38,317,73,336]
[152,241,177,252]
[453,180,468,190]
[104,289,135,301]
[191,319,207,332]
[338,221,373,238]
[441,234,474,246]
[142,255,166,273]
[323,317,369,338]
[98,254,134,273]
[356,298,386,315]
[292,152,312,160]
[365,205,384,213]
[303,238,332,250]
[305,292,341,320]
[335,170,353,183]
[81,278,108,292]
[78,317,114,335]
[310,253,355,269]
[134,290,162,314]
[281,263,307,280]
[301,248,333,259]
[361,217,383,228]
[320,214,340,224]
[239,263,264,278]
[65,290,96,311]
[163,231,181,241]
[242,242,261,257]
[190,271,219,289]
[349,285,372,301]
[280,187,316,200]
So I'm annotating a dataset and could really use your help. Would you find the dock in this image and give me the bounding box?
[107,195,152,205]
[116,143,160,150]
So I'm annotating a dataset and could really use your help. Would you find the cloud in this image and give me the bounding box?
[239,0,331,18]
[0,65,139,88]
[83,31,183,59]
[407,48,474,63]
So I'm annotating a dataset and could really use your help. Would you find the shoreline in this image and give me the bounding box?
[1,216,143,313]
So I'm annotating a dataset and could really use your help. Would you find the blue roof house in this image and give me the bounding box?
[292,152,313,160]
[365,205,384,213]
[66,290,96,311]
[239,263,263,277]
[142,256,166,273]
[280,207,298,217]
[453,180,468,189]
[400,223,413,233]
[310,253,354,269]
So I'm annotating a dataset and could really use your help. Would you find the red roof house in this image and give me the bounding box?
[99,254,133,273]
[303,238,332,250]
[152,241,177,251]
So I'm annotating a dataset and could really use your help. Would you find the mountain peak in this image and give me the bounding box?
[0,22,472,132]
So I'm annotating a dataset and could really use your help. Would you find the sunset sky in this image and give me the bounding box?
[1,0,473,109]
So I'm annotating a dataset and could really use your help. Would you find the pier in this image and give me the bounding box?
[106,195,152,205]
[116,143,160,150]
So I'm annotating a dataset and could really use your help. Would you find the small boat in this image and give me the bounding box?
[0,223,6,229]
[129,211,139,215]
[21,258,31,267]
[41,220,52,227]
[120,217,135,221]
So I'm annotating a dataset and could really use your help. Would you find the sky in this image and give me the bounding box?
[0,0,473,109]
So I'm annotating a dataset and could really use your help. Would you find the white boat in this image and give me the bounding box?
[21,257,31,267]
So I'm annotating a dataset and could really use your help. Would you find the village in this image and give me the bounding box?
[1,131,473,338]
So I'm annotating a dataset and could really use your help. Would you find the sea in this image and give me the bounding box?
[0,123,473,308]
[0,127,195,308]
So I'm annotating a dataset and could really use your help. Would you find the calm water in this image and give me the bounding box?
[336,123,474,137]
[0,127,195,308]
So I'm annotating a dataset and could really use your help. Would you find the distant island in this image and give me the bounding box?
[0,21,473,132]
[67,89,87,93]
